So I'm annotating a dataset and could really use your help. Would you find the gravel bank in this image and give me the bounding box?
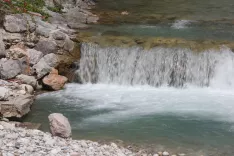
[0,122,135,156]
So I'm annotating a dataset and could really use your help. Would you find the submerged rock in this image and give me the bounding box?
[48,113,71,138]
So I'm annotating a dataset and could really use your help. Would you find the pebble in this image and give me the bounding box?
[163,151,170,156]
[0,125,135,156]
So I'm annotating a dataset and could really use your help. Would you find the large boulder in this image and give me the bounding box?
[0,95,34,118]
[48,113,71,138]
[42,68,68,90]
[35,40,58,55]
[4,14,36,33]
[33,53,59,78]
[4,14,27,33]
[0,59,22,79]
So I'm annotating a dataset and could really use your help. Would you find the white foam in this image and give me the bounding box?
[39,83,234,124]
[172,20,192,29]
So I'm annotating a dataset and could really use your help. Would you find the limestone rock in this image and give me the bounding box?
[64,37,74,52]
[0,59,22,79]
[35,26,51,38]
[48,113,71,138]
[16,74,37,88]
[35,40,58,55]
[19,84,34,95]
[3,31,23,44]
[33,53,59,78]
[7,44,27,59]
[52,30,66,40]
[27,49,43,65]
[4,14,27,33]
[0,87,10,101]
[0,29,5,57]
[42,68,68,90]
[0,95,34,118]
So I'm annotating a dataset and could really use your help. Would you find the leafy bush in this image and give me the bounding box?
[0,0,49,19]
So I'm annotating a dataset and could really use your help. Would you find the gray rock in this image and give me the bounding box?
[27,49,43,65]
[19,84,34,95]
[35,40,58,55]
[44,53,59,67]
[64,37,74,52]
[0,95,34,118]
[16,74,37,88]
[0,87,10,101]
[0,29,5,57]
[33,58,51,79]
[0,59,22,79]
[48,113,71,138]
[35,26,51,38]
[52,30,66,40]
[65,7,88,26]
[33,53,59,78]
[4,14,27,33]
[3,31,23,44]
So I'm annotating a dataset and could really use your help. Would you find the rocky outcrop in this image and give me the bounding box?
[48,113,71,138]
[42,68,68,90]
[1,94,34,118]
[0,0,98,119]
[0,81,35,118]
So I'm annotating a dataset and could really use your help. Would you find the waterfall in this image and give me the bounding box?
[77,43,234,88]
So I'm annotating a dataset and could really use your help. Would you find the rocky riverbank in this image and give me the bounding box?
[0,121,135,156]
[0,0,98,119]
[0,121,184,156]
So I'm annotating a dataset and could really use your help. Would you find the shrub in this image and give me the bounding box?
[0,0,49,19]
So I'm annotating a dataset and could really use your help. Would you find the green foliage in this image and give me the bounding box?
[0,0,50,19]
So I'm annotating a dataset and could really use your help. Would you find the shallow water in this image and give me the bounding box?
[26,84,234,155]
[26,1,234,155]
[95,0,234,21]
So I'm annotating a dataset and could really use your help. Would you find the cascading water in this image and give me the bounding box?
[77,43,234,88]
[26,42,234,155]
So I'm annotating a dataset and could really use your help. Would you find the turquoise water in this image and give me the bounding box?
[90,22,234,41]
[95,0,234,21]
[25,1,234,155]
[26,84,234,155]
